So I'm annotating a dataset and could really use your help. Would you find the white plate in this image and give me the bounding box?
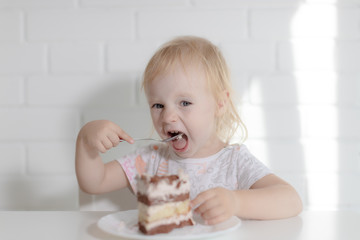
[98,209,241,240]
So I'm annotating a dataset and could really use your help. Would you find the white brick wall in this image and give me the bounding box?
[49,43,102,74]
[0,0,359,211]
[0,10,22,43]
[27,10,135,41]
[0,77,24,105]
[0,44,45,74]
[138,10,247,41]
[250,6,360,39]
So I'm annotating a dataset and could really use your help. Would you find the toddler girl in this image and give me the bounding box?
[75,36,302,224]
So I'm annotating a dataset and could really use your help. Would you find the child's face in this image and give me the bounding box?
[145,63,224,158]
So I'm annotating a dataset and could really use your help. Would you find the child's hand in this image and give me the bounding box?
[191,187,238,225]
[78,120,134,153]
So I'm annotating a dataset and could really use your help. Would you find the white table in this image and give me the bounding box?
[0,211,359,240]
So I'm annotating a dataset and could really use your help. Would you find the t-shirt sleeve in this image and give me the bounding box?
[116,145,156,193]
[236,145,272,190]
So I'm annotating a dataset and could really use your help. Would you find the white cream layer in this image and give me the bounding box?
[138,200,190,222]
[140,211,194,231]
[136,171,190,200]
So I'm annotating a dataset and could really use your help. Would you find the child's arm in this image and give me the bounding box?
[191,174,302,225]
[75,120,134,194]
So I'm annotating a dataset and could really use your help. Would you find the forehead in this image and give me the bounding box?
[148,58,209,89]
[154,62,209,92]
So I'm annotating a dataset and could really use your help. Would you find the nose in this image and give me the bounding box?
[162,106,178,123]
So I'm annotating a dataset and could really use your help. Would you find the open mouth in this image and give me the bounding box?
[167,131,188,151]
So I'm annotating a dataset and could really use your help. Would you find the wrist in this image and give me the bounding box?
[232,190,244,218]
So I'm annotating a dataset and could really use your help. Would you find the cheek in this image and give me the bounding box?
[200,104,217,120]
[150,112,161,127]
[203,109,218,131]
[191,108,217,129]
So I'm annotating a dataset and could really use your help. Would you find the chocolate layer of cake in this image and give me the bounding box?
[139,218,194,235]
[140,174,180,184]
[137,192,189,205]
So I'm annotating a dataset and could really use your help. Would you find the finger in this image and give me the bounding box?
[201,205,225,220]
[96,142,107,153]
[194,197,219,215]
[191,190,215,209]
[107,132,121,147]
[113,126,134,144]
[101,138,114,150]
[206,213,230,225]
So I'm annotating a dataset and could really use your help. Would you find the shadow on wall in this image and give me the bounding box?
[78,74,152,211]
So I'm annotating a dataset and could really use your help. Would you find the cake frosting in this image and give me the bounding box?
[136,171,195,235]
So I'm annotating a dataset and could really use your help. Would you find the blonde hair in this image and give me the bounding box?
[142,36,247,143]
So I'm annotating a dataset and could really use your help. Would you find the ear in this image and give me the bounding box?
[216,90,229,116]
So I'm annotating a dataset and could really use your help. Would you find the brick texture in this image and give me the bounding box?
[0,0,359,211]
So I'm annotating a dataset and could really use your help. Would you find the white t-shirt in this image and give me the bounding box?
[117,143,271,200]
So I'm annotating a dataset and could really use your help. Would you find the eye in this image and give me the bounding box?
[180,101,192,107]
[152,103,164,109]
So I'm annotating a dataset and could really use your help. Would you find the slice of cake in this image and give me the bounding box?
[136,171,195,235]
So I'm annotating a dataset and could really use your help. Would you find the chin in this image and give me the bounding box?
[172,147,194,158]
